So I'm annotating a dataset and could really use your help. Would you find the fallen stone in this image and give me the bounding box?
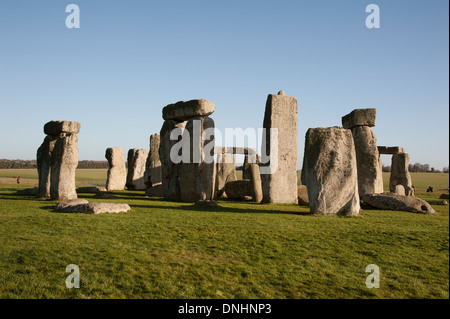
[56,201,130,214]
[301,127,360,216]
[297,185,309,206]
[145,183,163,197]
[56,199,89,210]
[342,108,376,129]
[427,200,448,205]
[76,186,107,193]
[17,187,38,196]
[377,146,405,155]
[162,99,215,121]
[224,180,253,200]
[439,193,449,200]
[44,120,81,135]
[362,193,436,215]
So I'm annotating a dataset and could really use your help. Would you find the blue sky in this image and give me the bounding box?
[0,0,448,169]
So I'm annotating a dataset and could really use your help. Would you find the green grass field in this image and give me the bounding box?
[0,170,448,299]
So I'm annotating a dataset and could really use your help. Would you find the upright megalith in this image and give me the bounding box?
[37,121,80,200]
[159,120,185,201]
[37,135,58,198]
[260,90,298,204]
[126,148,148,190]
[215,149,237,197]
[250,164,263,203]
[390,153,414,196]
[301,127,360,216]
[144,134,162,189]
[342,108,383,198]
[105,147,126,191]
[179,116,215,202]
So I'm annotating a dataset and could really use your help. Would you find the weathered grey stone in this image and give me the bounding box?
[105,147,127,191]
[50,133,78,201]
[351,126,383,197]
[342,108,376,129]
[297,185,309,206]
[215,152,237,197]
[145,183,163,197]
[162,99,215,121]
[37,135,58,198]
[260,92,298,204]
[389,153,413,196]
[394,185,406,196]
[224,180,253,200]
[159,120,185,201]
[377,146,405,155]
[56,201,131,214]
[214,146,257,155]
[56,199,89,210]
[301,127,360,216]
[362,193,436,215]
[44,120,81,135]
[17,187,38,196]
[144,134,162,189]
[126,148,148,190]
[179,116,215,202]
[243,154,259,179]
[427,200,448,205]
[76,186,107,193]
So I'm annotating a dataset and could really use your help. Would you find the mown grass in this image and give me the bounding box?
[0,183,448,299]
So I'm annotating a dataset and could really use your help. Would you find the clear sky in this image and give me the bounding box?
[0,0,448,169]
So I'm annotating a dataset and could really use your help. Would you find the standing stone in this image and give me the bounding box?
[159,120,185,201]
[37,135,58,198]
[105,147,127,191]
[242,154,259,179]
[179,116,215,202]
[301,127,360,216]
[390,153,414,196]
[126,148,148,190]
[250,164,263,203]
[351,126,384,197]
[260,91,298,204]
[50,133,79,201]
[215,151,237,197]
[144,134,162,188]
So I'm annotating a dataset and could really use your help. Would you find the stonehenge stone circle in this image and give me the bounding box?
[162,99,215,121]
[342,108,376,129]
[350,125,384,197]
[126,148,148,190]
[301,127,360,216]
[179,116,215,202]
[362,193,436,215]
[159,120,185,201]
[260,90,298,204]
[389,153,414,196]
[105,147,127,191]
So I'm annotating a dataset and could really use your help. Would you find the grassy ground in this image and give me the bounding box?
[0,182,448,299]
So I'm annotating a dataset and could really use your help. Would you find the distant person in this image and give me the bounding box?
[426,186,433,193]
[17,176,20,184]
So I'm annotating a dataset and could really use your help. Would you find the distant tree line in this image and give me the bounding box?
[0,159,109,169]
[382,162,449,173]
